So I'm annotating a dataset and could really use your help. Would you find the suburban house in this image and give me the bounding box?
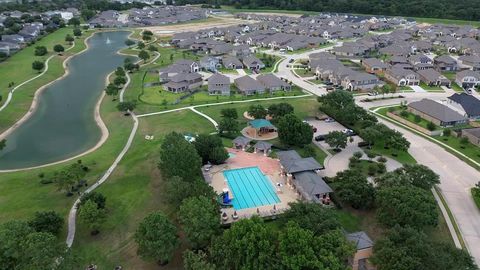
[346,231,375,270]
[208,73,230,95]
[447,93,480,119]
[332,44,368,58]
[384,68,420,86]
[407,99,468,127]
[222,56,244,69]
[462,128,480,146]
[159,59,200,81]
[277,150,331,205]
[361,58,388,74]
[199,56,221,72]
[455,70,480,89]
[163,72,202,93]
[408,53,432,65]
[256,74,291,93]
[242,55,265,71]
[458,55,480,70]
[234,76,266,95]
[341,72,382,91]
[417,69,451,87]
[434,55,458,71]
[230,44,251,58]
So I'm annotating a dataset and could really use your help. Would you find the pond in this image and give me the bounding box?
[0,31,133,170]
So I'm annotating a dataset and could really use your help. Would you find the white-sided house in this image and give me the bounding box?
[208,73,231,96]
[384,67,420,86]
[455,70,480,89]
[341,72,382,91]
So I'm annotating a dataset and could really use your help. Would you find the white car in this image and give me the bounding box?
[324,118,335,123]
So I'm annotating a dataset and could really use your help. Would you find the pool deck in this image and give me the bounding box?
[207,148,300,224]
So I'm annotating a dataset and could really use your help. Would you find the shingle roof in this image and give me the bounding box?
[208,73,230,85]
[277,150,324,173]
[233,136,251,146]
[254,141,272,151]
[256,74,289,88]
[346,231,374,250]
[234,76,265,92]
[293,171,333,200]
[448,93,480,117]
[408,99,467,123]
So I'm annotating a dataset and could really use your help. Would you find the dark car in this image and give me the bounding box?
[315,135,325,141]
[289,58,294,63]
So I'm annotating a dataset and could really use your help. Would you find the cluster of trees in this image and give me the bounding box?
[142,30,154,41]
[247,103,293,120]
[0,210,73,270]
[49,160,89,195]
[78,192,107,235]
[212,0,480,21]
[319,91,410,154]
[106,66,127,97]
[277,113,313,147]
[193,134,229,165]
[330,162,477,269]
[218,108,239,136]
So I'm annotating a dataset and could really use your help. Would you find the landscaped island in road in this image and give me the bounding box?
[0,31,131,170]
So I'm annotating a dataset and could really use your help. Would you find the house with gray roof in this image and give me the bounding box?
[292,171,332,204]
[462,128,480,147]
[232,136,251,150]
[256,74,291,93]
[455,70,480,89]
[434,55,458,71]
[407,99,467,127]
[277,150,324,174]
[447,93,480,119]
[342,72,382,91]
[163,72,202,93]
[384,68,420,86]
[208,73,230,96]
[199,56,221,72]
[222,56,243,69]
[234,76,265,95]
[417,69,451,87]
[242,55,265,71]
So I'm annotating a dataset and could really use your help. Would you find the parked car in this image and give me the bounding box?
[289,58,294,63]
[303,121,318,132]
[368,91,378,96]
[465,88,473,95]
[315,135,325,141]
[342,129,356,136]
[324,117,335,123]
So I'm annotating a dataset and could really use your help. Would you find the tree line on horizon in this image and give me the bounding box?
[178,0,480,21]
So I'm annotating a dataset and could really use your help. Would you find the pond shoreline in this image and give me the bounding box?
[0,30,133,173]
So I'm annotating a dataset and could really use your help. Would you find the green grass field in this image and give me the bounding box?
[0,27,95,134]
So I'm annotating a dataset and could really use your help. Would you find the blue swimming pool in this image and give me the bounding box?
[223,166,280,210]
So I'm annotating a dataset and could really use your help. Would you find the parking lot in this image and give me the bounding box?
[306,119,348,136]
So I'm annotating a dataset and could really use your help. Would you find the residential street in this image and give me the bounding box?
[268,47,480,264]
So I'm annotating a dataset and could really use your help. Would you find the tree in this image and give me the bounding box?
[220,108,238,119]
[159,132,202,181]
[0,220,34,269]
[375,164,440,190]
[138,50,150,62]
[376,186,438,229]
[115,66,125,77]
[148,44,158,51]
[267,103,294,119]
[135,211,178,265]
[0,139,6,152]
[443,128,451,137]
[427,121,436,131]
[324,131,348,151]
[68,17,80,27]
[283,202,340,235]
[73,28,82,37]
[79,191,107,209]
[53,170,76,194]
[164,176,215,207]
[125,39,136,46]
[179,196,220,249]
[78,200,106,235]
[277,114,313,147]
[113,75,127,86]
[32,60,45,72]
[193,134,228,164]
[34,46,47,56]
[183,250,216,270]
[65,34,74,44]
[53,44,65,53]
[137,41,145,49]
[360,126,381,148]
[247,104,267,119]
[105,83,119,96]
[19,232,61,270]
[117,101,136,112]
[209,217,278,270]
[331,170,376,209]
[28,211,63,235]
[218,117,239,135]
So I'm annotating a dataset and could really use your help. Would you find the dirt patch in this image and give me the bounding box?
[141,16,254,36]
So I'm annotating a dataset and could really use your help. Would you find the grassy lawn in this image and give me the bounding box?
[217,68,238,74]
[380,106,440,131]
[0,27,95,134]
[220,5,319,15]
[255,53,281,73]
[308,79,324,85]
[451,82,464,93]
[349,160,386,177]
[420,82,444,92]
[398,86,414,92]
[294,68,315,77]
[442,71,456,80]
[434,135,480,164]
[414,17,480,27]
[368,142,417,164]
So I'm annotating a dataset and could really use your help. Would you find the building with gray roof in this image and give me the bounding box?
[292,171,332,203]
[256,74,291,93]
[277,150,324,174]
[417,69,451,86]
[208,73,230,95]
[447,93,480,119]
[234,76,265,95]
[407,99,468,127]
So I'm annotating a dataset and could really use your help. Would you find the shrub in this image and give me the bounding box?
[471,187,480,209]
[377,156,387,163]
[414,115,422,123]
[443,128,451,137]
[367,163,377,176]
[427,121,436,131]
[399,110,409,118]
[377,163,387,174]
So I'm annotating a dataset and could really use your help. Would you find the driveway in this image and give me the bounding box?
[307,119,347,136]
